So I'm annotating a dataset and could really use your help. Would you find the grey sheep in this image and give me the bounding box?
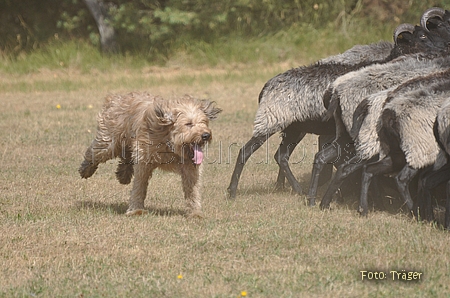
[350,71,450,216]
[307,55,450,208]
[413,92,450,228]
[353,69,450,161]
[316,70,450,214]
[359,80,450,217]
[227,23,442,199]
[228,41,393,199]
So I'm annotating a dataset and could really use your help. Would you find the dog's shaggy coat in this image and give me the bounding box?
[79,92,221,216]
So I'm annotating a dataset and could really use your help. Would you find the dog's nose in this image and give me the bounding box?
[201,133,211,141]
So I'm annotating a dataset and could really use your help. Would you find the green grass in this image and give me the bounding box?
[1,24,450,297]
[0,20,396,75]
[1,63,450,297]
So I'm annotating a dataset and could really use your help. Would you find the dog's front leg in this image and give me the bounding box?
[126,163,152,216]
[180,164,203,218]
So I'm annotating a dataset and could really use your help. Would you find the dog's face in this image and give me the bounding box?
[154,97,221,165]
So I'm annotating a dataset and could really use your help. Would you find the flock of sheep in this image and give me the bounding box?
[227,7,450,229]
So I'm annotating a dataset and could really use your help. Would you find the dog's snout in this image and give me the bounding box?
[201,132,211,141]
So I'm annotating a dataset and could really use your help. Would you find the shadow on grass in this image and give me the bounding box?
[229,170,312,198]
[233,170,409,215]
[296,171,412,215]
[75,200,186,217]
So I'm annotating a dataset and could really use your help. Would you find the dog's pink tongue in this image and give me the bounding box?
[192,145,204,165]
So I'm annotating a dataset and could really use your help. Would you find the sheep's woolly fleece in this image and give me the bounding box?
[382,89,450,169]
[433,98,450,170]
[319,41,393,65]
[355,69,450,161]
[329,56,450,137]
[251,41,393,137]
[354,89,392,161]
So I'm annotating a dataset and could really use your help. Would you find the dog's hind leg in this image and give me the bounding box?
[126,163,153,216]
[116,147,134,184]
[79,113,122,179]
[79,133,116,179]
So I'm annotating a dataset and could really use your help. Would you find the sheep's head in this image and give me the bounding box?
[420,7,450,40]
[391,23,449,58]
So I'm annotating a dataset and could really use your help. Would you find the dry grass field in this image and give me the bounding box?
[1,65,450,297]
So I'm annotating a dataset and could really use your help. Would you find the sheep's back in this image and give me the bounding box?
[319,41,393,65]
[252,40,395,137]
[253,63,356,136]
[333,57,450,134]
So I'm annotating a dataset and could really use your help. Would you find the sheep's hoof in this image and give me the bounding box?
[358,206,368,217]
[307,197,316,207]
[333,188,345,204]
[319,203,331,210]
[226,187,236,200]
[274,182,285,191]
[291,184,303,196]
[125,209,148,216]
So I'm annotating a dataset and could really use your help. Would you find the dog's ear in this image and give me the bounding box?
[153,104,174,126]
[200,100,222,121]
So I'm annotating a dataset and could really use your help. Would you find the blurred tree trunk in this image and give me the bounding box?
[83,0,119,54]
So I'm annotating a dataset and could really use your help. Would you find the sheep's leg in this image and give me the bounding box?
[274,131,334,192]
[394,164,418,213]
[320,155,366,209]
[446,180,450,230]
[274,131,288,191]
[307,140,340,206]
[227,134,272,199]
[417,164,450,221]
[274,168,286,190]
[274,128,306,191]
[318,135,335,186]
[359,156,394,216]
[274,125,306,194]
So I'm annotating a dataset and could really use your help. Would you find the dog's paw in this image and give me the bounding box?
[125,209,148,216]
[78,160,98,179]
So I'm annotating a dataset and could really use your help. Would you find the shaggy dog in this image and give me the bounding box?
[79,92,221,217]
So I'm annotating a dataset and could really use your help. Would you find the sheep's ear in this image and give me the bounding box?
[200,100,222,120]
[153,104,174,126]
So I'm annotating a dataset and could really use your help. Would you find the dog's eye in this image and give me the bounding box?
[185,123,193,128]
